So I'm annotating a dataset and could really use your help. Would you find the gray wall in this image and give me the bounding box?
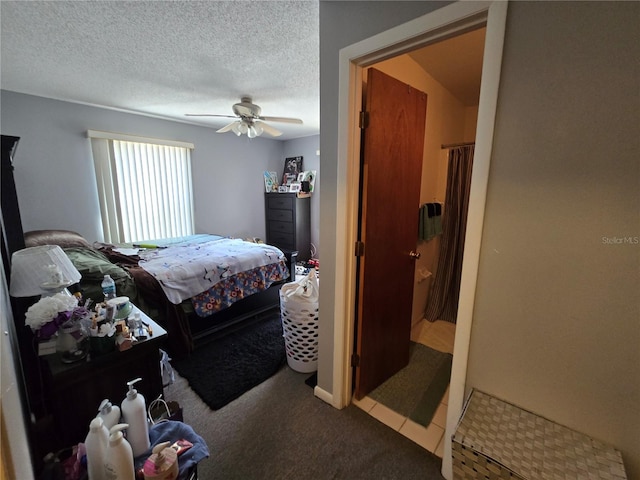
[319,1,639,477]
[0,91,304,242]
[465,2,639,476]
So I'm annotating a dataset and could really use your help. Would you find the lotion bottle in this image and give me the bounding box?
[84,417,109,480]
[121,377,150,457]
[142,441,179,480]
[97,399,121,431]
[104,423,134,480]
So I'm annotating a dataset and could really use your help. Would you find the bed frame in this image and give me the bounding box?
[190,279,283,343]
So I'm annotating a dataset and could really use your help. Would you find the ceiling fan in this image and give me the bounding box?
[185,96,303,138]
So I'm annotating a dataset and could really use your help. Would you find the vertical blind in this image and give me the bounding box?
[113,140,194,242]
[88,131,194,243]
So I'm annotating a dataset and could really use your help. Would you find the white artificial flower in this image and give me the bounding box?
[98,322,116,337]
[24,293,79,331]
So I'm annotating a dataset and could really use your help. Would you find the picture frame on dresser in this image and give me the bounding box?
[263,171,278,192]
[282,156,303,185]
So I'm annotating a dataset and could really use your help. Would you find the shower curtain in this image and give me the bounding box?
[424,145,474,323]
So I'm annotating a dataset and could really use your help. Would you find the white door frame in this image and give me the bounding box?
[332,2,508,478]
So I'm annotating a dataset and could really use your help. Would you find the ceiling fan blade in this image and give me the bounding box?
[259,116,303,124]
[216,120,240,133]
[185,114,237,119]
[256,121,283,137]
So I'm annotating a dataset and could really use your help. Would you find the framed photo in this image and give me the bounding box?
[278,185,289,193]
[282,156,303,185]
[296,172,305,183]
[301,170,316,193]
[282,173,297,186]
[263,171,278,192]
[289,183,301,193]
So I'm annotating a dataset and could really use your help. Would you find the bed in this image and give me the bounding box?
[24,230,295,358]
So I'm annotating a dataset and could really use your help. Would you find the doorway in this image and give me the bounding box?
[352,28,484,457]
[331,2,508,478]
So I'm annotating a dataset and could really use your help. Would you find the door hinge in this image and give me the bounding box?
[351,353,360,368]
[359,111,369,129]
[354,241,365,257]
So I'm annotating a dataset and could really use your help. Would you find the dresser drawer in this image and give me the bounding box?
[269,221,294,234]
[267,195,294,210]
[268,208,293,222]
[269,232,295,250]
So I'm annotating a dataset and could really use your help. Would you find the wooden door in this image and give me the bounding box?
[354,68,427,399]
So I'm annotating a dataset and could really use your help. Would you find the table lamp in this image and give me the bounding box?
[9,245,82,297]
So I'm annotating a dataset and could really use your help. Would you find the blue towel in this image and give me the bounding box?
[419,203,443,242]
[134,420,210,479]
[434,214,443,237]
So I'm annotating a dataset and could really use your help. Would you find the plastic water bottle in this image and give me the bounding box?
[101,274,116,301]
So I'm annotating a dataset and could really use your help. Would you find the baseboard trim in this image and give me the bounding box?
[314,385,339,408]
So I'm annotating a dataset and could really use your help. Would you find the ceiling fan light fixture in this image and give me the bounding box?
[230,120,247,136]
[188,97,300,138]
[253,123,264,136]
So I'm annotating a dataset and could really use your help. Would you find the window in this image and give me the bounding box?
[88,130,195,243]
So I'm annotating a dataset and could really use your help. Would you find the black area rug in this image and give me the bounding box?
[305,372,317,388]
[368,342,452,427]
[171,313,286,410]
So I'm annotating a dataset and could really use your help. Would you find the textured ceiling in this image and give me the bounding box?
[1,1,483,141]
[0,1,320,140]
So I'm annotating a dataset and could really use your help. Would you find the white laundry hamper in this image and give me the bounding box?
[279,269,319,373]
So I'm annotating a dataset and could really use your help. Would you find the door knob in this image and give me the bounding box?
[409,251,421,259]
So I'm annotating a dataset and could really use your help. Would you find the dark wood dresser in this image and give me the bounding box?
[264,193,310,262]
[41,306,167,452]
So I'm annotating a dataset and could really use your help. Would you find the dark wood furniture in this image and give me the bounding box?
[40,306,167,452]
[1,135,49,473]
[1,135,25,279]
[265,193,311,261]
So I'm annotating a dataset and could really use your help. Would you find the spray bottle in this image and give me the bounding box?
[121,377,150,457]
[97,398,121,431]
[104,423,134,480]
[84,417,109,480]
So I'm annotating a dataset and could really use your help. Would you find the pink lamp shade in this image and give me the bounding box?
[9,245,82,297]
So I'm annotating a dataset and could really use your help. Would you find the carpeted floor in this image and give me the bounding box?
[171,312,286,410]
[164,366,445,479]
[368,342,452,427]
[164,318,446,478]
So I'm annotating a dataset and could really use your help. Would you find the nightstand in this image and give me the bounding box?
[39,305,167,452]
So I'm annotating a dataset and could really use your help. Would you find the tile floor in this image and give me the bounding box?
[352,319,456,458]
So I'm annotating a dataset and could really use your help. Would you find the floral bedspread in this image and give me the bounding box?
[138,236,288,305]
[191,261,289,317]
